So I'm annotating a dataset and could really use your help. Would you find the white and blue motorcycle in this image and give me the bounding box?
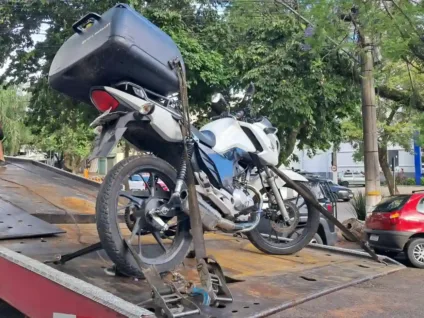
[87,82,320,277]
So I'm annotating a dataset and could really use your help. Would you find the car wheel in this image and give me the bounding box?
[406,238,424,269]
[341,181,349,187]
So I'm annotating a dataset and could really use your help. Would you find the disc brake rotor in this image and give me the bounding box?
[267,194,300,234]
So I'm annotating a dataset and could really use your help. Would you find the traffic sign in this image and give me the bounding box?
[331,165,337,172]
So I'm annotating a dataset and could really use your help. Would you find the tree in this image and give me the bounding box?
[1,0,231,167]
[224,0,360,162]
[0,88,32,155]
[342,99,417,195]
[290,0,424,110]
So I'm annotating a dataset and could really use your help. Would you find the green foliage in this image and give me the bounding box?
[395,175,415,186]
[421,177,424,186]
[297,0,424,110]
[225,0,360,161]
[404,178,416,186]
[350,192,366,221]
[0,89,33,155]
[1,0,230,166]
[4,0,424,167]
[342,100,418,162]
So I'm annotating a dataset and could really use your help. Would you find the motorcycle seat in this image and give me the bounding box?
[191,125,216,148]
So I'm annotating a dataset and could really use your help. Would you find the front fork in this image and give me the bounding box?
[264,166,291,222]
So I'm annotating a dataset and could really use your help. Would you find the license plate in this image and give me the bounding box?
[369,234,379,242]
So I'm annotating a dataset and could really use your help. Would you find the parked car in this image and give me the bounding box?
[127,174,169,191]
[338,171,365,187]
[296,171,354,202]
[257,175,338,246]
[365,191,424,268]
[326,179,354,202]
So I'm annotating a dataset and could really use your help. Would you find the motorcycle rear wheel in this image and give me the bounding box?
[246,181,320,255]
[96,155,192,278]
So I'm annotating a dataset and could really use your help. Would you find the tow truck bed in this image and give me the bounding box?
[0,159,404,318]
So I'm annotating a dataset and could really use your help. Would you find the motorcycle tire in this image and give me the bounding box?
[246,181,320,255]
[96,155,192,278]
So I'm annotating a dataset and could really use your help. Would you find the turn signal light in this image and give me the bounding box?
[390,211,401,225]
[91,90,119,112]
[139,102,155,115]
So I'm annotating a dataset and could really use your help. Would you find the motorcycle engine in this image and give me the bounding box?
[233,188,255,211]
[232,164,255,212]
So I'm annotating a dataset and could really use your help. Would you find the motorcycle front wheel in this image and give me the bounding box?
[246,181,320,255]
[96,155,192,278]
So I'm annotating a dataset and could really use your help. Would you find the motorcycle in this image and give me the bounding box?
[47,4,319,278]
[88,82,320,277]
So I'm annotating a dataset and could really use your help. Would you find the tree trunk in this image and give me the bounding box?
[378,144,398,195]
[279,124,304,164]
[124,142,130,159]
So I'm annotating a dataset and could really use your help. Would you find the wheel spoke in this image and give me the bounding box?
[152,231,167,252]
[150,172,155,196]
[413,244,424,263]
[129,217,141,242]
[139,173,151,194]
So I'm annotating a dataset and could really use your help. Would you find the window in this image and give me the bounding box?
[373,195,411,213]
[417,198,424,213]
[308,181,325,200]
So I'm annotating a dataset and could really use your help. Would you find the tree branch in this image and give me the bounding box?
[386,107,398,125]
[336,59,424,110]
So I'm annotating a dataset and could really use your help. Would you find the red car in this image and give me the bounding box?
[365,192,424,268]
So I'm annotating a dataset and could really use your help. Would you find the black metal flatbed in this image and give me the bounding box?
[0,158,405,318]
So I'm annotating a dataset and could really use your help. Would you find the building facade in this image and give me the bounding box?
[289,142,419,179]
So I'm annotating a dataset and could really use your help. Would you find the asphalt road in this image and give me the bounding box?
[272,257,422,318]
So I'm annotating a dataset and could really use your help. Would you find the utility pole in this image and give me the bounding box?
[359,33,381,214]
[332,146,338,184]
[272,0,382,211]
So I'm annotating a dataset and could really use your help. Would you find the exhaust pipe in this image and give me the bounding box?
[182,196,261,233]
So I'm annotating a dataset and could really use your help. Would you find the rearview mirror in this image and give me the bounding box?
[211,93,224,104]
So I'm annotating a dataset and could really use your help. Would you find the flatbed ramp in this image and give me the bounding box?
[0,159,404,318]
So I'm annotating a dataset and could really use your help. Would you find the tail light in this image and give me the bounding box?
[326,203,333,214]
[389,211,401,225]
[91,90,119,112]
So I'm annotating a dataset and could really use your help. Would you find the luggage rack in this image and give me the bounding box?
[114,80,179,109]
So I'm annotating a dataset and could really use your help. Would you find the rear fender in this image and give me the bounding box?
[89,112,135,160]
